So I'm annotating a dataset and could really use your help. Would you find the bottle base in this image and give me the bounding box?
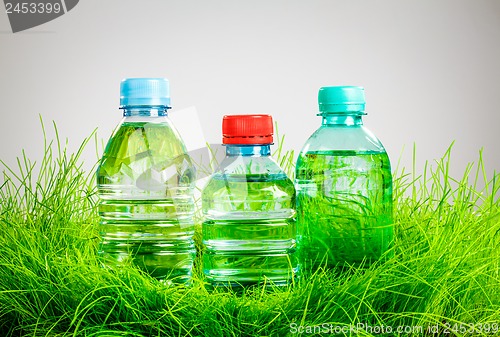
[204,275,295,290]
[203,249,297,289]
[99,248,195,284]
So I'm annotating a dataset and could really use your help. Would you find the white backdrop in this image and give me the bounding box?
[1,0,499,184]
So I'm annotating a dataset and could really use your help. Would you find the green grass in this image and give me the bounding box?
[0,121,499,336]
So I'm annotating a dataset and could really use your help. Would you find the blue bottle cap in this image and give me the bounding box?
[318,86,365,113]
[120,78,171,107]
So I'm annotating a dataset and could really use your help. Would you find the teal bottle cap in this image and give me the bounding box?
[318,86,366,114]
[120,78,171,107]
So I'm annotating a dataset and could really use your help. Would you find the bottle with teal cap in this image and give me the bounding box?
[202,114,296,287]
[295,86,393,270]
[96,78,196,283]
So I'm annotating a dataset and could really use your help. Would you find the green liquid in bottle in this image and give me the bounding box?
[202,173,296,287]
[295,150,393,269]
[97,121,196,282]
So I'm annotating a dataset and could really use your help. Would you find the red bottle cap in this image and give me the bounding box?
[222,114,274,145]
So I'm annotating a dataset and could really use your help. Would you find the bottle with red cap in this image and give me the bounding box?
[202,114,296,287]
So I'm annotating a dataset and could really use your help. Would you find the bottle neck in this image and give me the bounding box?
[121,106,169,117]
[225,144,271,157]
[321,114,364,126]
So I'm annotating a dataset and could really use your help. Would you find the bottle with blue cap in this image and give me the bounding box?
[295,86,393,271]
[96,78,196,283]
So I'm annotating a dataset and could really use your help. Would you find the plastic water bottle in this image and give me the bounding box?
[295,86,393,270]
[202,114,296,287]
[96,78,196,283]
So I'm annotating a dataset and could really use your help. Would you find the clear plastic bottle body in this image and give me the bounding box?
[202,144,297,287]
[96,107,196,282]
[295,114,393,269]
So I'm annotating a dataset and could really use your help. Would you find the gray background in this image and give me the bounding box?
[1,0,499,184]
